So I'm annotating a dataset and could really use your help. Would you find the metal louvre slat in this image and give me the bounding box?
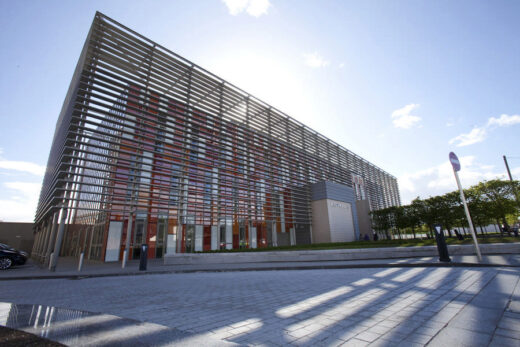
[34,12,399,256]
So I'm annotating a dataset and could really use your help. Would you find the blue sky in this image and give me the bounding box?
[1,0,519,222]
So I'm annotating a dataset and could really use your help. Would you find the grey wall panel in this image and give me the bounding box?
[311,181,360,239]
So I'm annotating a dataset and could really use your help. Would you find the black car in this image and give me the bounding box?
[0,243,28,270]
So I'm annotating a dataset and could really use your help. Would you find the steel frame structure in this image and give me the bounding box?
[32,12,400,264]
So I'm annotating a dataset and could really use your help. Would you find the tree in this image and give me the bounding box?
[474,179,518,231]
[423,195,458,237]
[370,208,391,240]
[369,179,519,240]
[389,206,405,239]
[413,197,435,238]
[465,186,494,234]
[398,203,421,239]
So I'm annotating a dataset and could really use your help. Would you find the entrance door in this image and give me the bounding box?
[271,222,278,247]
[194,225,203,252]
[156,216,167,258]
[250,227,257,249]
[185,224,195,253]
[225,224,233,249]
[133,214,147,259]
[211,226,218,250]
[239,224,246,249]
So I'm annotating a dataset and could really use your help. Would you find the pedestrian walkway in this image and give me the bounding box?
[1,266,519,346]
[2,251,520,281]
[0,302,234,346]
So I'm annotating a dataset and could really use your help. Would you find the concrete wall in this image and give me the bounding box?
[164,242,520,265]
[312,199,356,243]
[356,200,372,239]
[0,222,34,253]
[311,181,360,243]
[328,200,356,242]
[311,199,331,243]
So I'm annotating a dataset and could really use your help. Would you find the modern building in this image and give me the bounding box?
[32,12,400,268]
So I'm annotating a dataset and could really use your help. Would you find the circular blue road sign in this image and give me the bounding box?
[449,152,461,172]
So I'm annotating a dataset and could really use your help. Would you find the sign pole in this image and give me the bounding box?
[449,152,482,261]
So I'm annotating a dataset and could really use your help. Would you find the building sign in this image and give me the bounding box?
[330,202,348,209]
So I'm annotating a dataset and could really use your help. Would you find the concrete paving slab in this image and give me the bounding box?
[450,306,503,334]
[429,326,493,347]
[2,244,519,282]
[494,327,520,340]
[0,302,235,346]
[489,334,520,347]
[1,265,519,346]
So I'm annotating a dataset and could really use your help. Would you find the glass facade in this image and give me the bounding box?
[32,12,400,262]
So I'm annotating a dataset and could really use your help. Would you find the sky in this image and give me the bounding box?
[0,0,519,222]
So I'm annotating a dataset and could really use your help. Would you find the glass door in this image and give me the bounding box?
[133,214,147,259]
[239,222,246,249]
[185,224,195,253]
[156,216,167,258]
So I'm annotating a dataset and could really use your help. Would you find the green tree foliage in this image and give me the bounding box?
[473,179,518,228]
[370,208,391,239]
[465,186,494,234]
[370,179,519,239]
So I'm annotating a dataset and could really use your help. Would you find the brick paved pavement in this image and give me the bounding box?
[1,267,519,346]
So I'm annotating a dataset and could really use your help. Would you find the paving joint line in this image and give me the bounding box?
[1,262,517,281]
[487,274,520,346]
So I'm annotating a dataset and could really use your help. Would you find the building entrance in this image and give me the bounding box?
[155,216,167,258]
[185,224,195,253]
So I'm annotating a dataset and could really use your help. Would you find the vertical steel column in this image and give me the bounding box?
[87,225,95,260]
[216,82,224,247]
[49,208,69,272]
[40,219,52,263]
[177,65,194,250]
[32,229,42,261]
[45,211,60,263]
[36,228,46,262]
[245,96,253,234]
[123,211,133,268]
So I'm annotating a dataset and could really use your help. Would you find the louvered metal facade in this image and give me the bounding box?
[32,12,400,263]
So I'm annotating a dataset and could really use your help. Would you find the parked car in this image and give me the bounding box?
[0,243,28,270]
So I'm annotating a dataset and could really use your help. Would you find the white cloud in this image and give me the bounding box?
[303,52,330,68]
[487,114,520,127]
[246,0,271,16]
[222,0,271,17]
[398,156,515,204]
[4,182,41,197]
[222,0,248,15]
[0,182,41,222]
[338,62,345,69]
[0,160,45,176]
[391,103,422,129]
[448,126,487,147]
[449,113,520,147]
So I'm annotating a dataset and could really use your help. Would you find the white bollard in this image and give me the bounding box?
[48,253,54,270]
[122,249,127,269]
[77,252,84,272]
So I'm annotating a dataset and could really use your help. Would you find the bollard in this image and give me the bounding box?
[434,224,451,262]
[139,244,148,271]
[77,252,84,272]
[122,249,127,269]
[48,253,54,270]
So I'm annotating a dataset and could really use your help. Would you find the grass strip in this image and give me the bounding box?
[200,235,519,253]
